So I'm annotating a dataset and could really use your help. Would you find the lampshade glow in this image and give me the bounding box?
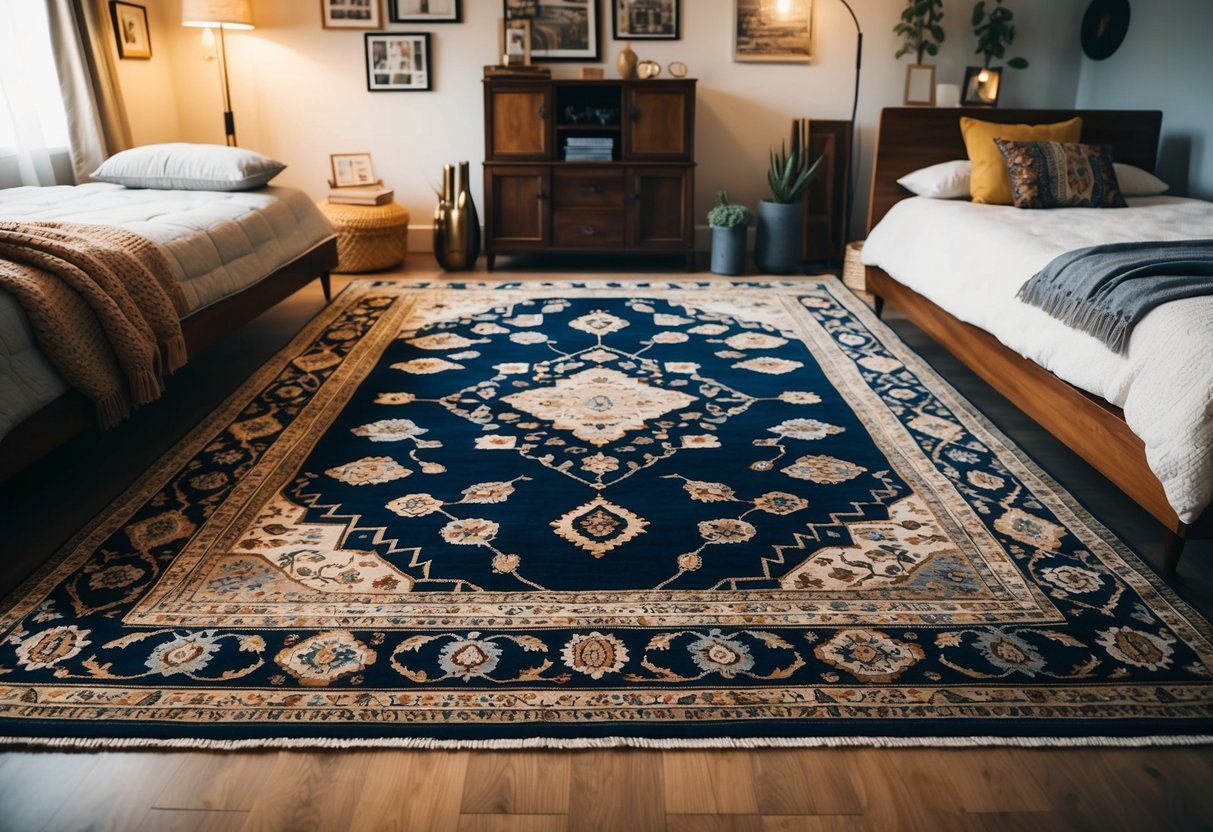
[181,0,254,29]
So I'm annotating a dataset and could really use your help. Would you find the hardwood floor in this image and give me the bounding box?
[1,259,1211,831]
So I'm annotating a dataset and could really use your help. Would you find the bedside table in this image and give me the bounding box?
[318,200,410,273]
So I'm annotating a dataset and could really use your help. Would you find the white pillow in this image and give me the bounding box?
[92,143,285,191]
[1113,163,1169,196]
[896,160,971,199]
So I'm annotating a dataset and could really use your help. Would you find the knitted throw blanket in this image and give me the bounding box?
[1017,239,1213,355]
[0,221,189,428]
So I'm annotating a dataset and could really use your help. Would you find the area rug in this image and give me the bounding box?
[3,279,1211,749]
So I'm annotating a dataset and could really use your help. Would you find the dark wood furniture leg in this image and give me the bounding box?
[320,272,332,303]
[873,294,884,318]
[1163,527,1188,578]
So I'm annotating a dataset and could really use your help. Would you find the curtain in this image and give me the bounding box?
[0,3,61,185]
[45,0,132,182]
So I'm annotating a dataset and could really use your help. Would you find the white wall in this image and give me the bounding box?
[109,0,181,146]
[126,0,1086,247]
[1075,0,1213,200]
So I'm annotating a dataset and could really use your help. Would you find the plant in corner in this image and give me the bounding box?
[894,0,945,64]
[972,0,1029,69]
[707,191,752,276]
[755,142,823,275]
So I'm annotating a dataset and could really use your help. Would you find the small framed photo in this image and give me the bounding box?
[390,0,460,22]
[903,64,936,106]
[321,0,383,29]
[962,66,1002,107]
[500,19,532,67]
[331,153,377,187]
[734,0,812,64]
[109,1,151,60]
[365,32,432,92]
[613,0,679,40]
[503,0,600,62]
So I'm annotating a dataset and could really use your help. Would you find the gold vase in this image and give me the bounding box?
[433,161,480,271]
[616,42,638,80]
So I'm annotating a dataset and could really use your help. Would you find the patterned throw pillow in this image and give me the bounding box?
[994,140,1127,209]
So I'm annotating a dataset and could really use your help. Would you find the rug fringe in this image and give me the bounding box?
[0,734,1210,752]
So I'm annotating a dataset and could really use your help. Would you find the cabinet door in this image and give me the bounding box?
[625,83,693,160]
[486,85,551,160]
[486,167,550,247]
[628,167,692,248]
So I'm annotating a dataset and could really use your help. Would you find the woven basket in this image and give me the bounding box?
[842,240,866,293]
[320,200,410,273]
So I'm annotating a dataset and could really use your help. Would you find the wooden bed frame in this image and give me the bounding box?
[0,238,338,481]
[864,107,1211,576]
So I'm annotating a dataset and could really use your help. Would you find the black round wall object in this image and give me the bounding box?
[1082,0,1131,61]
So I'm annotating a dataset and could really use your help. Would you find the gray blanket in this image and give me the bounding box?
[1017,239,1213,354]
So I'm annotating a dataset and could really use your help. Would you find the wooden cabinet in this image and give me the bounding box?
[483,78,695,270]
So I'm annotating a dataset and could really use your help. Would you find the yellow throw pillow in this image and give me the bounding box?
[960,116,1084,204]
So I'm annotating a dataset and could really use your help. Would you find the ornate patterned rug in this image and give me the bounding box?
[3,280,1212,749]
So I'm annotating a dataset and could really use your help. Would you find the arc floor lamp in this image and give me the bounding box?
[181,0,254,147]
[837,0,862,244]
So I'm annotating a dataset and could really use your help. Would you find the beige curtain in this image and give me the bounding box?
[45,0,132,182]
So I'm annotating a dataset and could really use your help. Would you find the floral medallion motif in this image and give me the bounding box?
[814,629,924,682]
[391,358,464,374]
[569,310,629,336]
[438,636,502,680]
[994,508,1066,551]
[350,419,429,443]
[1097,627,1175,671]
[724,333,788,350]
[733,357,804,375]
[325,456,412,486]
[562,632,629,679]
[12,625,91,671]
[687,631,756,678]
[782,454,867,484]
[769,419,845,441]
[551,496,649,558]
[275,630,376,687]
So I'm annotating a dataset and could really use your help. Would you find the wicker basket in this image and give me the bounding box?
[319,200,410,273]
[842,240,866,293]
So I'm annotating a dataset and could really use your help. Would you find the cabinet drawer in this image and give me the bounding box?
[552,170,625,208]
[552,210,625,247]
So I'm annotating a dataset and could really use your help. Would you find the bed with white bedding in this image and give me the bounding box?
[0,182,337,475]
[861,106,1210,575]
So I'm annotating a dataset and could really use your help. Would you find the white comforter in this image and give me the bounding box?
[0,183,335,438]
[862,195,1213,524]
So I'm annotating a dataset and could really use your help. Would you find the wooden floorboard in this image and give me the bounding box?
[2,260,1212,830]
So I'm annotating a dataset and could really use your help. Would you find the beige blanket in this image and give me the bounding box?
[0,221,188,428]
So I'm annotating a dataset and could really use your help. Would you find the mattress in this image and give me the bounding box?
[862,195,1213,524]
[0,183,335,438]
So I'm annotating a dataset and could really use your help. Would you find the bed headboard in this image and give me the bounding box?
[866,107,1163,233]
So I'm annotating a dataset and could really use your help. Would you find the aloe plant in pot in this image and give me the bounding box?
[755,142,823,274]
[707,191,752,276]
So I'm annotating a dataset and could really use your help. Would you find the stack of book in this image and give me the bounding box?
[564,137,614,162]
[329,185,394,206]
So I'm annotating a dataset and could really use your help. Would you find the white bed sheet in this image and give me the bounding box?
[0,183,335,438]
[861,195,1213,524]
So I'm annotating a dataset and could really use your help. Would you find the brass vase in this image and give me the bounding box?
[433,161,480,271]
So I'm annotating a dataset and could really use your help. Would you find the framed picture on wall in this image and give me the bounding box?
[321,0,383,30]
[390,0,460,23]
[503,0,600,62]
[961,66,1001,107]
[733,0,813,63]
[365,32,432,91]
[612,0,679,40]
[109,1,151,60]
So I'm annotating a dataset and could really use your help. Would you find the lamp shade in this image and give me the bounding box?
[181,0,254,29]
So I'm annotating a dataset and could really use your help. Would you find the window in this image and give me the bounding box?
[0,0,72,155]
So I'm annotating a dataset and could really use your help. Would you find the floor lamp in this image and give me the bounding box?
[181,0,254,147]
[836,0,862,245]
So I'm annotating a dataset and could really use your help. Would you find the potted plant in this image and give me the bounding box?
[707,191,752,276]
[895,0,945,64]
[755,142,822,275]
[972,0,1028,70]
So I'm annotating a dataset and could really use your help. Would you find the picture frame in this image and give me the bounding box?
[734,0,812,63]
[365,32,432,92]
[612,0,679,40]
[109,1,151,60]
[389,0,460,23]
[961,66,1001,107]
[321,0,383,29]
[330,153,378,188]
[503,0,600,62]
[499,19,532,67]
[903,64,936,106]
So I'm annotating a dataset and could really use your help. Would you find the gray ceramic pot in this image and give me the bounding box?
[710,225,747,275]
[754,200,803,275]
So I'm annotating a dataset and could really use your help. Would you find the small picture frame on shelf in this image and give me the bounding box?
[613,0,679,40]
[390,0,460,23]
[503,0,600,62]
[499,18,531,67]
[365,32,432,91]
[109,1,151,60]
[903,64,936,106]
[320,0,383,29]
[961,66,1001,107]
[331,153,377,187]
